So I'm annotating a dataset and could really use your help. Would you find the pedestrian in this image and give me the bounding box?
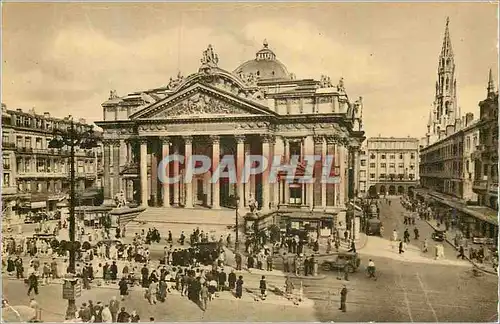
[422,239,428,253]
[413,228,419,240]
[398,240,404,254]
[266,254,273,271]
[27,271,38,296]
[339,284,347,312]
[282,253,289,272]
[235,252,242,270]
[200,284,209,311]
[130,310,140,323]
[228,269,236,290]
[109,296,120,322]
[259,275,267,300]
[116,307,130,323]
[235,275,244,299]
[457,245,465,259]
[285,276,294,298]
[101,304,113,323]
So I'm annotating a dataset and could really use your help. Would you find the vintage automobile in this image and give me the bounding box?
[321,252,361,273]
[366,218,383,236]
[431,229,447,242]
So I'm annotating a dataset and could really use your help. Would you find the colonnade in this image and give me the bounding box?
[102,133,354,211]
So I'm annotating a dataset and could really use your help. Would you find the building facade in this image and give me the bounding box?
[365,137,419,197]
[417,18,497,239]
[473,69,499,210]
[95,41,365,219]
[356,144,368,197]
[420,113,479,202]
[1,105,103,216]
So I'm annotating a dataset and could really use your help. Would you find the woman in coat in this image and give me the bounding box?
[235,275,244,299]
[119,277,128,301]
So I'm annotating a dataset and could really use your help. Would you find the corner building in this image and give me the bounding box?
[96,41,365,219]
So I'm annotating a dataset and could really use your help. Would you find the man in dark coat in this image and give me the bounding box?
[119,277,128,301]
[27,272,39,296]
[110,261,118,281]
[141,264,149,288]
[228,269,236,290]
[339,284,347,312]
[235,252,242,270]
[218,269,227,291]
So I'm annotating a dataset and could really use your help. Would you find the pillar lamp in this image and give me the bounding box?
[48,116,99,319]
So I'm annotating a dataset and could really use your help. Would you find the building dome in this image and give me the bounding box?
[233,40,290,80]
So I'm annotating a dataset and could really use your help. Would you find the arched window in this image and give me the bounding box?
[446,77,450,90]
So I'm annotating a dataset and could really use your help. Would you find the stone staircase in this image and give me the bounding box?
[134,207,238,226]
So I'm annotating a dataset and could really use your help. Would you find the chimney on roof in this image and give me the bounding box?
[43,112,50,119]
[465,112,474,127]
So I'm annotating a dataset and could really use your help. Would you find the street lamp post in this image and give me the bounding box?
[235,196,240,251]
[48,116,99,320]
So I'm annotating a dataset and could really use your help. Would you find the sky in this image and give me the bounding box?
[2,3,498,139]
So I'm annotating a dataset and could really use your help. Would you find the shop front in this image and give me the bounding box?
[277,211,336,238]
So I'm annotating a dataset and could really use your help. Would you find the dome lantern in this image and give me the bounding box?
[233,39,290,80]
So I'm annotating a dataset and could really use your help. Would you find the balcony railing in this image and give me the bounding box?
[473,179,487,190]
[2,186,17,195]
[2,142,16,149]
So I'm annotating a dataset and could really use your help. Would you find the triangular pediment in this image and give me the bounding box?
[131,83,274,120]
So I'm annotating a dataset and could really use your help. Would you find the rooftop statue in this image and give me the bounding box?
[201,44,219,67]
[337,77,345,92]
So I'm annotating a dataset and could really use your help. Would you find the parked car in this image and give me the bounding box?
[321,252,361,273]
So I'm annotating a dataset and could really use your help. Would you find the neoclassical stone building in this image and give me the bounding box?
[96,41,365,216]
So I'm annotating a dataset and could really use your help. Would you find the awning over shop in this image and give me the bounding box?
[31,201,47,209]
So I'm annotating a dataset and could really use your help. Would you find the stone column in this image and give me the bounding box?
[172,143,180,206]
[161,137,170,208]
[304,136,315,210]
[244,142,252,206]
[284,179,290,204]
[211,135,220,209]
[150,141,158,207]
[140,139,148,207]
[261,135,271,211]
[321,138,327,209]
[184,136,193,208]
[274,137,285,207]
[235,135,245,209]
[112,140,121,197]
[103,141,111,200]
[339,142,346,206]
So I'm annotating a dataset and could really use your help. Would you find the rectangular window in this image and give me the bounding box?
[369,163,376,168]
[360,159,366,166]
[17,136,23,148]
[3,157,10,170]
[36,138,42,149]
[398,163,404,168]
[410,153,415,159]
[380,174,386,179]
[25,138,31,149]
[2,134,9,145]
[381,154,386,159]
[389,154,395,159]
[370,173,375,179]
[399,154,404,159]
[389,163,395,168]
[380,163,386,168]
[25,158,31,172]
[3,173,10,187]
[410,164,415,170]
[37,159,45,172]
[360,170,366,178]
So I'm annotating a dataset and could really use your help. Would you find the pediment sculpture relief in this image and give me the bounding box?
[155,93,252,118]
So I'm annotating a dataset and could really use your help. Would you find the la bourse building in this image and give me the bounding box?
[96,41,365,230]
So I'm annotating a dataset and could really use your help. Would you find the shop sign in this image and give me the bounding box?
[31,201,47,209]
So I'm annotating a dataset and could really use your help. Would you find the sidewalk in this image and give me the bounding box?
[425,219,497,275]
